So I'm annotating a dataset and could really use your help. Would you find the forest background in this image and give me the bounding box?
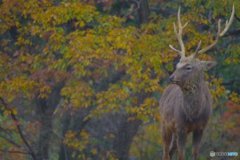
[0,0,239,160]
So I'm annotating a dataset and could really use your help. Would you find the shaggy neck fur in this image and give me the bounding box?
[181,73,205,121]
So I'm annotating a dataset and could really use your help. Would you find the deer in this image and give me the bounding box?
[159,6,235,160]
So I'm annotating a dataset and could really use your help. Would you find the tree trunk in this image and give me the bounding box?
[36,84,63,160]
[36,111,53,160]
[59,114,71,160]
[138,0,150,24]
[113,118,141,160]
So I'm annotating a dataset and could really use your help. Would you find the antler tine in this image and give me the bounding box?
[177,7,187,57]
[197,5,235,54]
[192,40,202,58]
[169,7,188,58]
[177,7,182,28]
[220,5,235,36]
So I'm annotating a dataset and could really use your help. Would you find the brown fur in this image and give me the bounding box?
[159,58,214,160]
[160,5,234,160]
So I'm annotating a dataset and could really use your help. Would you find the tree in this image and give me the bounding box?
[0,0,239,159]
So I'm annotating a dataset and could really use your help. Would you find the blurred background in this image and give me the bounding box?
[0,0,239,159]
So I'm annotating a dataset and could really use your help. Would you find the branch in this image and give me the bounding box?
[0,125,13,134]
[0,97,37,160]
[0,126,22,147]
[0,133,22,148]
[0,149,30,155]
[122,0,141,19]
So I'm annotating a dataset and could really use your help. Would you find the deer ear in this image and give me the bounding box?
[200,61,217,71]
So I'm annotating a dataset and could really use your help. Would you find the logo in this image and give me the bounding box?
[210,151,238,157]
[210,151,215,157]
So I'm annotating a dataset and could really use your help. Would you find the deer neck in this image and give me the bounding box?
[181,74,204,96]
[181,77,205,121]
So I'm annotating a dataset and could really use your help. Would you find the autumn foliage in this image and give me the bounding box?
[0,0,239,160]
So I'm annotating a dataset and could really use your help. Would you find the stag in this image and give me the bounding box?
[160,6,234,160]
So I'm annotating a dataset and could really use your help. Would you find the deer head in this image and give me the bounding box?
[169,6,235,88]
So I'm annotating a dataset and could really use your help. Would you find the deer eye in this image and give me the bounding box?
[185,66,192,71]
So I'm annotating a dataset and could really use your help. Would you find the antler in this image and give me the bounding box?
[194,5,235,56]
[169,7,189,59]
